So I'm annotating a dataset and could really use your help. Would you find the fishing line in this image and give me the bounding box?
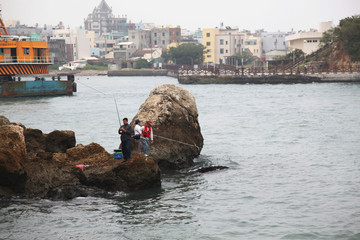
[154,134,200,150]
[77,80,121,127]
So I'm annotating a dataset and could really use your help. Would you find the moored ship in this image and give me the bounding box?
[0,14,76,98]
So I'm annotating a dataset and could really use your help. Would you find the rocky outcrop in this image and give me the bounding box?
[0,116,161,200]
[131,84,204,170]
[0,124,27,194]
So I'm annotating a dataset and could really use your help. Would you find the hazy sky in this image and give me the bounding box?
[2,0,360,32]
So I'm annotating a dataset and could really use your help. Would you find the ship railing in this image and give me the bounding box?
[0,57,54,64]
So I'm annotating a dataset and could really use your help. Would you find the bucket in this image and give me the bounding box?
[113,149,122,159]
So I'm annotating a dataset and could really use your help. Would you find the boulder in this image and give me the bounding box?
[0,125,27,193]
[0,115,10,126]
[132,84,204,170]
[45,130,76,153]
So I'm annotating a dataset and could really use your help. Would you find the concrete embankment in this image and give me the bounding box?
[178,73,360,84]
[108,69,168,76]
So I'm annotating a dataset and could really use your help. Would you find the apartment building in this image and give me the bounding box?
[241,33,262,58]
[215,28,242,64]
[203,27,243,64]
[52,29,91,61]
[285,21,333,55]
[202,28,220,63]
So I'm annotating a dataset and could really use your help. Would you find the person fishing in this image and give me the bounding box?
[133,119,142,153]
[118,117,133,161]
[140,120,153,156]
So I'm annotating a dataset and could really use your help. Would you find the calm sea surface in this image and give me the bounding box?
[0,76,360,240]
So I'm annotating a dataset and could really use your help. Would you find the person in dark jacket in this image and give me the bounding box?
[118,118,133,161]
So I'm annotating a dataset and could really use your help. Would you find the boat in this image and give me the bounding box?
[0,14,76,98]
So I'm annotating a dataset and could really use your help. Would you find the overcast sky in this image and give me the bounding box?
[2,0,360,32]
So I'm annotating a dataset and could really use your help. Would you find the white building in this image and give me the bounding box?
[215,28,242,64]
[52,29,91,61]
[285,21,333,55]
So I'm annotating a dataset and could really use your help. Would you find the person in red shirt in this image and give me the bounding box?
[140,120,154,156]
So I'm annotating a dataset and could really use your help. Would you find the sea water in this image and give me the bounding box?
[0,76,359,240]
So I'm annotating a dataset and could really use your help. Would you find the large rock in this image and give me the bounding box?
[0,117,162,200]
[132,84,203,170]
[0,125,27,193]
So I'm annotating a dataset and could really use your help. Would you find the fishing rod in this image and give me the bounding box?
[77,80,121,127]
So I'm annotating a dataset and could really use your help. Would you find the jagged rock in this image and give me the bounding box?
[24,128,46,154]
[0,116,162,200]
[45,130,76,153]
[0,115,10,126]
[24,128,76,154]
[132,84,204,170]
[0,125,27,194]
[66,142,111,162]
[83,153,161,191]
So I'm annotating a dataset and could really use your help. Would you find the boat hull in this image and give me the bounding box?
[0,80,74,98]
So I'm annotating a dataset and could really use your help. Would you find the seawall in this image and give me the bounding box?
[108,69,168,77]
[178,73,360,84]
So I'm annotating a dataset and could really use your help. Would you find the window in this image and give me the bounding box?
[23,48,29,55]
[206,33,210,37]
[207,55,211,58]
[207,49,211,53]
[220,48,224,54]
[162,40,165,45]
[313,40,318,43]
[0,48,4,55]
[162,32,165,37]
[225,41,228,45]
[206,42,211,46]
[176,32,179,36]
[154,33,157,37]
[170,32,172,36]
[225,49,228,53]
[220,39,224,45]
[154,40,157,45]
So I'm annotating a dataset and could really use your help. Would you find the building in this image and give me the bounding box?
[285,21,333,55]
[113,42,137,60]
[215,28,242,64]
[202,28,220,63]
[129,26,181,51]
[169,27,181,44]
[203,27,243,64]
[241,33,262,59]
[84,0,128,37]
[48,39,67,63]
[52,29,91,61]
[128,29,152,50]
[260,31,293,55]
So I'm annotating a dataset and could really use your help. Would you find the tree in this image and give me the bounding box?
[337,15,360,61]
[233,50,256,65]
[164,43,206,65]
[135,58,151,69]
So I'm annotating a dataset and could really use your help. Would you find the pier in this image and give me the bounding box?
[177,64,360,84]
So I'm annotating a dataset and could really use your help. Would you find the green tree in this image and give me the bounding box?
[135,58,151,69]
[166,43,206,65]
[233,50,256,65]
[337,15,360,61]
